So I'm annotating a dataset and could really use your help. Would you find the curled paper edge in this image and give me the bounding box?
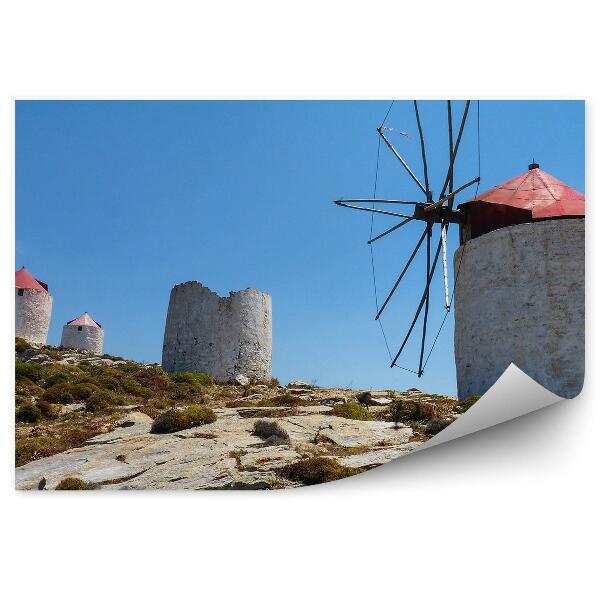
[417,364,565,451]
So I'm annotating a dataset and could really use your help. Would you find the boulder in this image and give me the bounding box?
[28,354,51,363]
[287,380,313,389]
[425,418,453,435]
[232,374,250,386]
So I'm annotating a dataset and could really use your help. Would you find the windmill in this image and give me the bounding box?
[334,100,480,377]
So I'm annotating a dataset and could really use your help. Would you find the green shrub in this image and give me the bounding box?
[279,457,364,485]
[96,375,119,390]
[15,360,43,381]
[15,337,32,353]
[257,395,318,407]
[101,353,125,361]
[457,396,481,413]
[169,383,200,401]
[151,405,217,434]
[168,372,212,387]
[15,436,58,465]
[134,366,170,390]
[119,378,152,397]
[425,418,452,435]
[16,401,42,423]
[37,399,61,419]
[55,477,89,490]
[331,402,372,421]
[85,390,121,413]
[253,420,290,445]
[386,399,437,423]
[15,376,44,398]
[45,372,70,387]
[41,382,99,404]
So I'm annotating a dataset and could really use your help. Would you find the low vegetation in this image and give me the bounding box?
[252,420,290,445]
[15,337,32,353]
[15,341,461,481]
[279,457,364,485]
[151,406,217,434]
[55,477,89,490]
[16,401,42,423]
[457,395,481,413]
[331,401,372,421]
[169,372,212,387]
[15,417,115,466]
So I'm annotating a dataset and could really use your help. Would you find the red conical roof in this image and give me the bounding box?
[66,312,101,328]
[15,267,49,293]
[461,166,585,219]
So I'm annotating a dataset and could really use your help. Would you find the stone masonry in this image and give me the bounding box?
[453,218,584,400]
[15,288,52,345]
[162,282,272,382]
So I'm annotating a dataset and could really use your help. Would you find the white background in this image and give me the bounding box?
[0,2,597,598]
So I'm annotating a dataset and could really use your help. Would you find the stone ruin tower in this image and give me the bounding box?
[453,164,585,400]
[162,282,272,382]
[15,267,53,345]
[60,312,104,354]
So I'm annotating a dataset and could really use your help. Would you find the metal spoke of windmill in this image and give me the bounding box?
[334,99,479,376]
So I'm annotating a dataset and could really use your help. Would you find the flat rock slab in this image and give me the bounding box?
[15,411,416,490]
[283,415,412,447]
[336,443,422,468]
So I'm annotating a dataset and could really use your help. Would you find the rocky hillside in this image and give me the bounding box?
[15,338,474,490]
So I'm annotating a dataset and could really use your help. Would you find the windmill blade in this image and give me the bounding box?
[391,233,443,368]
[441,224,450,311]
[413,101,431,201]
[417,222,433,375]
[423,176,480,213]
[447,100,454,196]
[336,198,421,205]
[375,226,428,320]
[377,127,428,197]
[439,100,471,200]
[334,200,414,219]
[368,217,414,244]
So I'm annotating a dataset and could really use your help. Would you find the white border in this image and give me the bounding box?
[1,2,597,599]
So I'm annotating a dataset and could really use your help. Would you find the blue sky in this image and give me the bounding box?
[15,100,584,394]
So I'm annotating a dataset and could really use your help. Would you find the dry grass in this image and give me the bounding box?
[15,414,116,466]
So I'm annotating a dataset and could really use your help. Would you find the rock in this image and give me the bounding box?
[28,353,50,363]
[232,374,250,386]
[241,394,263,402]
[61,403,85,413]
[356,391,372,404]
[425,418,453,435]
[336,443,422,468]
[15,404,418,490]
[287,388,315,396]
[320,397,346,406]
[287,380,313,389]
[253,385,269,390]
[355,391,394,406]
[19,348,37,361]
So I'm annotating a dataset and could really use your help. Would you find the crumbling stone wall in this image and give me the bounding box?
[162,282,272,382]
[453,219,584,400]
[15,288,52,345]
[61,325,104,354]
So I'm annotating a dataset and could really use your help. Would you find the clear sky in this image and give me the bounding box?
[15,100,584,394]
